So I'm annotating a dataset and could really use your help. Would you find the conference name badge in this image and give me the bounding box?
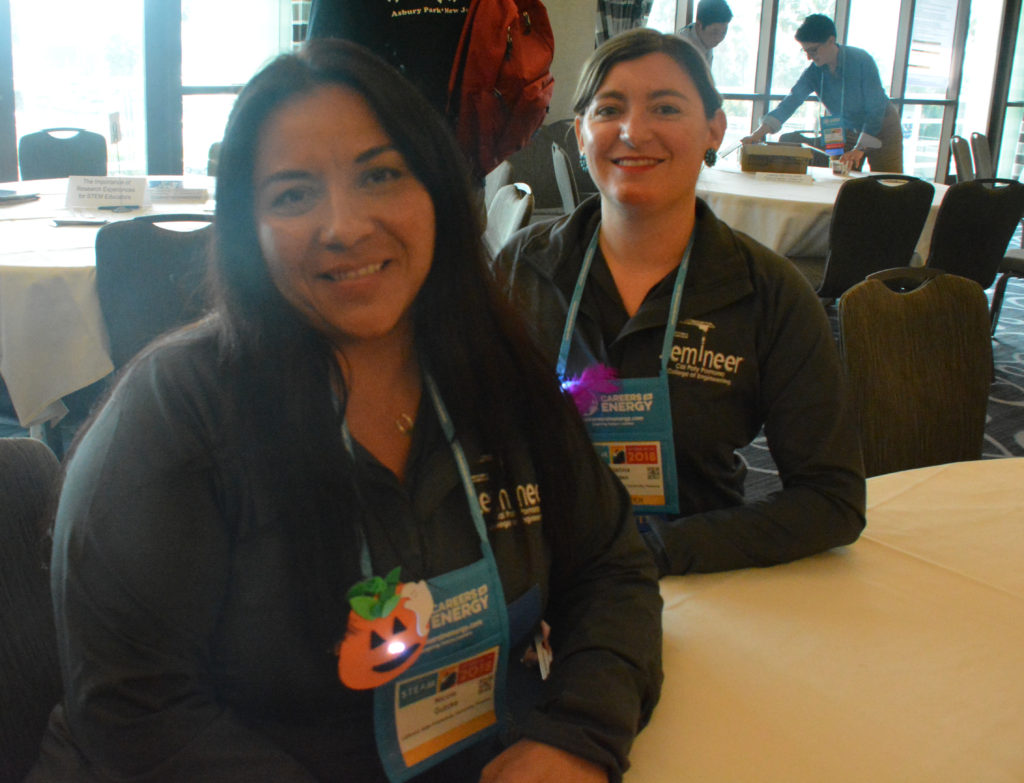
[365,561,508,782]
[820,115,846,156]
[583,376,680,514]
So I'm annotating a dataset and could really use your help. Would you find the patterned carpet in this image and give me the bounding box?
[741,275,1024,498]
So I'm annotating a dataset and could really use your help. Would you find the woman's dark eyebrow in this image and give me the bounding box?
[258,169,313,188]
[257,144,398,190]
[649,88,690,101]
[355,144,397,164]
[593,88,690,102]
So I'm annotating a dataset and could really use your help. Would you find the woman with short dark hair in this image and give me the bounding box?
[495,28,865,577]
[29,39,661,783]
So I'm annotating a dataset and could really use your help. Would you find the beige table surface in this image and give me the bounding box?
[0,178,213,427]
[696,162,947,259]
[626,458,1024,783]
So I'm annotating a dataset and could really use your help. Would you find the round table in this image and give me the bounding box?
[625,458,1024,782]
[0,178,213,427]
[696,161,947,258]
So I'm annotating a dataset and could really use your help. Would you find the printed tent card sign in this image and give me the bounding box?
[65,176,146,210]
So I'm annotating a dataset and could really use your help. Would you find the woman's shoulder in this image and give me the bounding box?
[693,200,821,302]
[89,317,236,447]
[495,196,601,280]
[116,317,226,395]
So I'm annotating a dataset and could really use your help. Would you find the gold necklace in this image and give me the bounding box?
[395,413,414,435]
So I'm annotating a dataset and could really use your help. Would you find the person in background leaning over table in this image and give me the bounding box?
[741,14,903,173]
[28,39,661,783]
[676,0,732,67]
[494,29,866,577]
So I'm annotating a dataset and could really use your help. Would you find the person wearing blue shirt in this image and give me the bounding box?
[742,14,903,173]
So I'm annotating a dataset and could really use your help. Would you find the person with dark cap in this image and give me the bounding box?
[741,14,902,172]
[677,0,733,67]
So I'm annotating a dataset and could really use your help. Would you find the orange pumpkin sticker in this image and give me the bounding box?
[336,567,433,690]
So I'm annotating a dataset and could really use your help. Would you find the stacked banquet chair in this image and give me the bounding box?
[949,135,975,182]
[482,183,534,260]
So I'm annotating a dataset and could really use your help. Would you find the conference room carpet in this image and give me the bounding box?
[740,275,1024,499]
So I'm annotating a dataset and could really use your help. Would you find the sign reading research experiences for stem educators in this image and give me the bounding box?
[65,176,146,210]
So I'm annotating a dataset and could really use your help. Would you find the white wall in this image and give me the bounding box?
[546,0,595,121]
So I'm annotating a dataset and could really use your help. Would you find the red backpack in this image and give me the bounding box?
[447,0,555,178]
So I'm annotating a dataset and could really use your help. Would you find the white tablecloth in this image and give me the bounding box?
[0,178,213,427]
[626,458,1024,783]
[696,163,947,258]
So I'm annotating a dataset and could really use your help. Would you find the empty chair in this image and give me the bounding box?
[483,182,533,259]
[924,179,1024,325]
[838,268,993,477]
[95,214,214,369]
[949,135,974,182]
[483,159,512,212]
[0,438,62,782]
[970,132,994,179]
[18,128,107,181]
[789,174,934,300]
[551,142,579,214]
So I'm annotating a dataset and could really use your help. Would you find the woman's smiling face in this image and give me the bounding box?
[253,84,435,350]
[575,52,725,215]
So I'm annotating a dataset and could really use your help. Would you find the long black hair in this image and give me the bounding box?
[212,39,588,645]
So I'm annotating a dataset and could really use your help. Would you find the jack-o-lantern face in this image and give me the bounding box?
[336,568,432,690]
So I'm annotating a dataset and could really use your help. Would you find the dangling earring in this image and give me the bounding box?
[704,147,717,167]
[579,152,589,173]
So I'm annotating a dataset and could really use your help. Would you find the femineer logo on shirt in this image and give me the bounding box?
[667,318,746,386]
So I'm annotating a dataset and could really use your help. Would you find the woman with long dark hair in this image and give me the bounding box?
[30,40,661,783]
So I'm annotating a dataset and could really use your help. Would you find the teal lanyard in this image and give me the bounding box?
[556,223,695,381]
[819,45,846,124]
[341,373,493,578]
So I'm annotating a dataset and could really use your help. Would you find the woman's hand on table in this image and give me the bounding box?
[479,739,608,783]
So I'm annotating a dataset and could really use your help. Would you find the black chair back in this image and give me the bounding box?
[816,175,935,299]
[925,178,1024,289]
[95,214,214,368]
[18,128,107,181]
[0,438,62,782]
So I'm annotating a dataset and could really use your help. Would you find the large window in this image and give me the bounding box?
[996,3,1023,178]
[9,0,146,174]
[181,0,294,175]
[652,0,1019,181]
